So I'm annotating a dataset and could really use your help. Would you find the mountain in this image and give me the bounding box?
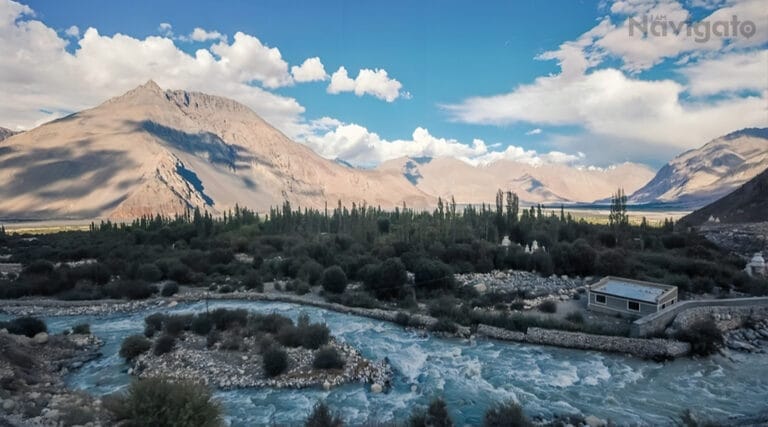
[680,167,768,226]
[0,81,433,220]
[628,128,768,208]
[377,156,655,204]
[0,127,16,142]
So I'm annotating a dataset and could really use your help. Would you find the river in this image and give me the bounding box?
[29,300,767,426]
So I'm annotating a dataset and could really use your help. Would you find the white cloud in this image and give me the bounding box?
[64,25,79,38]
[327,66,404,102]
[291,57,328,82]
[526,128,542,135]
[187,27,226,43]
[0,2,304,134]
[304,121,584,167]
[682,50,768,96]
[158,22,173,37]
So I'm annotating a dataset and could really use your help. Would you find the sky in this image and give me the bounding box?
[1,0,766,169]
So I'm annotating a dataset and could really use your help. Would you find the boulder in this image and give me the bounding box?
[371,383,383,393]
[2,399,15,411]
[32,332,49,345]
[585,415,607,427]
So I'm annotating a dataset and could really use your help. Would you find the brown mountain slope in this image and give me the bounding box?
[0,127,16,142]
[680,167,768,226]
[0,81,433,220]
[377,156,655,204]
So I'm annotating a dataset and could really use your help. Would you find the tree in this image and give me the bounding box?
[609,188,629,233]
[305,402,343,427]
[321,266,348,294]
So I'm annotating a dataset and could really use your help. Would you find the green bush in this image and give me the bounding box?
[414,259,455,293]
[210,308,249,330]
[301,323,331,350]
[299,260,324,286]
[276,325,303,348]
[3,316,47,337]
[565,312,585,324]
[145,313,166,332]
[305,401,343,427]
[313,346,344,370]
[483,401,531,427]
[365,258,408,299]
[410,398,453,427]
[120,335,151,361]
[164,315,189,336]
[153,334,176,356]
[675,319,724,356]
[191,315,213,335]
[242,271,263,292]
[395,312,411,326]
[321,266,348,294]
[429,318,458,334]
[538,300,557,313]
[104,377,222,427]
[263,345,288,377]
[137,263,163,283]
[72,323,91,334]
[161,281,179,297]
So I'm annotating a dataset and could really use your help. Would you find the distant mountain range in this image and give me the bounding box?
[0,81,765,221]
[0,81,432,220]
[377,157,655,205]
[628,128,768,208]
[680,167,768,226]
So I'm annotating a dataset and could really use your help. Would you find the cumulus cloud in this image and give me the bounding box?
[158,22,173,37]
[291,57,328,82]
[327,66,404,102]
[304,120,584,167]
[444,0,768,158]
[64,25,79,38]
[186,27,227,43]
[0,1,304,134]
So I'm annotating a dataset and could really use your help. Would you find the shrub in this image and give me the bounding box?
[263,346,288,377]
[276,325,303,348]
[145,313,166,332]
[538,300,557,313]
[305,401,343,427]
[414,259,455,292]
[292,280,311,295]
[321,266,348,294]
[210,308,249,330]
[105,377,222,426]
[191,315,213,335]
[137,263,163,283]
[395,312,411,326]
[153,334,176,356]
[164,316,189,336]
[72,323,91,334]
[675,319,724,356]
[206,330,220,349]
[410,398,453,427]
[483,401,531,427]
[221,334,242,351]
[218,284,233,294]
[299,260,324,286]
[565,312,585,324]
[301,323,331,350]
[120,335,151,361]
[313,346,344,370]
[167,261,193,284]
[429,318,458,334]
[365,258,408,299]
[106,279,155,300]
[242,271,264,292]
[325,291,380,309]
[4,316,47,337]
[161,281,179,297]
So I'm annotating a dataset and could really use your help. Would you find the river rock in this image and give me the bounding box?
[33,332,49,344]
[323,381,331,390]
[371,383,383,393]
[2,399,15,411]
[585,415,607,427]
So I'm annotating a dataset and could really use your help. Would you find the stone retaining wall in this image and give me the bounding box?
[670,305,768,333]
[631,297,768,337]
[476,324,689,359]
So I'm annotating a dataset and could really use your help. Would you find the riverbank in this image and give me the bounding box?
[0,329,108,426]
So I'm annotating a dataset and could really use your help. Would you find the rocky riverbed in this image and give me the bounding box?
[0,329,107,427]
[724,318,768,353]
[456,270,584,300]
[132,336,393,391]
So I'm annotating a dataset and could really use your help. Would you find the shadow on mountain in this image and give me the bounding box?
[138,121,255,170]
[0,142,136,199]
[176,163,214,206]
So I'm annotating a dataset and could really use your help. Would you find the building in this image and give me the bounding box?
[744,252,767,277]
[587,276,678,317]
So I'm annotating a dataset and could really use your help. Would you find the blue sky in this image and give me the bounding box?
[4,0,768,168]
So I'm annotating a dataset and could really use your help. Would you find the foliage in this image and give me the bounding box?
[313,346,345,370]
[483,401,531,427]
[537,300,557,313]
[321,266,348,294]
[72,323,91,334]
[409,398,454,427]
[161,281,179,297]
[262,345,288,377]
[137,263,163,282]
[429,318,458,334]
[120,335,151,361]
[305,402,343,427]
[1,316,47,338]
[674,319,724,356]
[105,377,222,427]
[153,334,176,356]
[191,315,213,335]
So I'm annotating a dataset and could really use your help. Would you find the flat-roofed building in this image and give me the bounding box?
[587,276,678,317]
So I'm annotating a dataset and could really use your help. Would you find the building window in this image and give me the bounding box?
[595,294,606,304]
[627,301,640,312]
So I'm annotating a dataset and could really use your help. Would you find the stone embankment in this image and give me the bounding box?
[476,324,690,359]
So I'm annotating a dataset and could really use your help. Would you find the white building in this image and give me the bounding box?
[745,252,767,277]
